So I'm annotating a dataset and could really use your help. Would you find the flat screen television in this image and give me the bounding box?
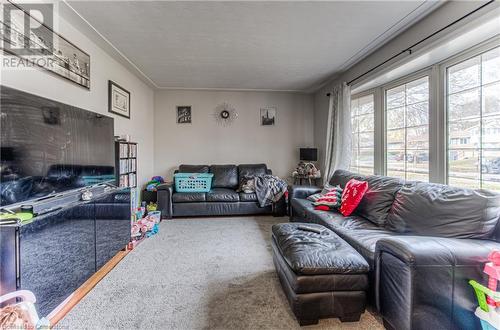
[0,86,115,207]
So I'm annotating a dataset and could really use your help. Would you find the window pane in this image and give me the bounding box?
[407,102,428,127]
[448,177,480,189]
[482,150,500,189]
[351,116,359,133]
[358,95,374,114]
[448,88,480,121]
[482,116,500,149]
[387,150,405,177]
[407,126,428,150]
[482,47,500,85]
[447,47,500,191]
[359,148,374,169]
[448,149,480,181]
[483,82,500,116]
[406,77,429,105]
[448,119,480,149]
[406,150,429,181]
[350,94,374,174]
[359,132,374,148]
[386,85,405,109]
[358,114,374,132]
[387,169,406,180]
[448,56,480,94]
[387,108,405,129]
[387,129,405,150]
[385,76,429,181]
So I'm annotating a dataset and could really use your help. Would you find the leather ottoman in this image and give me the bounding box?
[271,223,369,326]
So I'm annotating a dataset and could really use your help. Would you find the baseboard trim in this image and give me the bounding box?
[48,249,129,327]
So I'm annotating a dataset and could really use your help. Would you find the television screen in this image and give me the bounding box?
[300,148,317,161]
[0,86,115,207]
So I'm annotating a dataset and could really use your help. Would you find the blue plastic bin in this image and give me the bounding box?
[174,173,213,192]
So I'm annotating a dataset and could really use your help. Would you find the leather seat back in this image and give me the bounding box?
[386,181,500,239]
[210,165,238,189]
[238,164,268,179]
[178,164,209,173]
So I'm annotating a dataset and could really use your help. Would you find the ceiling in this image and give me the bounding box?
[67,1,442,91]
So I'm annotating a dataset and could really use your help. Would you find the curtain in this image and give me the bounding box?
[323,82,352,185]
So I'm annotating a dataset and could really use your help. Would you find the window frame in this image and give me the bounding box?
[350,90,376,175]
[348,37,500,190]
[381,69,433,181]
[439,40,500,189]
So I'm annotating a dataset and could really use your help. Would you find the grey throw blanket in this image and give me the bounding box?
[253,175,288,207]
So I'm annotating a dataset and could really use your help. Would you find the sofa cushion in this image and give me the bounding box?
[178,164,209,173]
[387,181,500,239]
[239,192,257,202]
[172,192,206,203]
[272,223,369,275]
[291,198,314,219]
[238,164,268,179]
[354,175,404,226]
[329,169,362,188]
[206,188,239,202]
[210,165,238,189]
[302,209,396,268]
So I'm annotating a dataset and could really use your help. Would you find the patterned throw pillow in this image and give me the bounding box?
[320,183,337,195]
[306,193,322,202]
[339,179,369,216]
[313,186,343,210]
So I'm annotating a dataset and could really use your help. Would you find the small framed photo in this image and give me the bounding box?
[108,81,131,118]
[177,106,192,124]
[261,107,276,126]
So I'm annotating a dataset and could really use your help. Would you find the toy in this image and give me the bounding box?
[470,250,500,330]
[145,176,165,191]
[146,202,157,212]
[0,290,50,329]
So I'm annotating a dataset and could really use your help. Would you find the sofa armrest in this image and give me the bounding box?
[289,185,321,200]
[157,183,174,219]
[266,169,272,175]
[375,236,500,330]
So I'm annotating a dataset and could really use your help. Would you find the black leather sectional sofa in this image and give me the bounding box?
[289,169,500,330]
[157,164,286,218]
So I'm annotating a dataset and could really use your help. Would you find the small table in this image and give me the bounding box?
[293,175,320,186]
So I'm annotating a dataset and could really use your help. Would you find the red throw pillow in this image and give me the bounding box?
[339,179,369,216]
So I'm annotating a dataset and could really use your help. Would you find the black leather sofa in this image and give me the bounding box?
[289,169,500,330]
[157,164,286,218]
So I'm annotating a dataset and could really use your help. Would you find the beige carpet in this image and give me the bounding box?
[57,216,384,329]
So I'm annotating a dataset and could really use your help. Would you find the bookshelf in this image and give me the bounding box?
[115,141,137,188]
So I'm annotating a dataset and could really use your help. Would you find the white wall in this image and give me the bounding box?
[0,6,155,189]
[154,90,314,180]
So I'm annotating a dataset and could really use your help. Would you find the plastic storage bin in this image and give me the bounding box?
[174,173,214,192]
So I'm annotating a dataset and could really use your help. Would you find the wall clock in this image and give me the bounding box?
[214,102,238,126]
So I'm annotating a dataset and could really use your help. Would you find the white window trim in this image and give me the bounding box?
[439,39,500,187]
[350,91,376,175]
[382,69,432,181]
[349,37,500,187]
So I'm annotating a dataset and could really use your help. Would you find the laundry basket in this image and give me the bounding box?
[174,173,213,192]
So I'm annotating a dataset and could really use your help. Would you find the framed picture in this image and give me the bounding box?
[177,106,192,124]
[261,107,276,126]
[1,1,91,89]
[108,81,131,118]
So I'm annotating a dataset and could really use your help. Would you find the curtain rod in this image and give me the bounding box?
[326,0,495,97]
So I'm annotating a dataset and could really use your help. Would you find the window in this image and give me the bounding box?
[350,94,374,175]
[446,46,500,190]
[385,76,429,181]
